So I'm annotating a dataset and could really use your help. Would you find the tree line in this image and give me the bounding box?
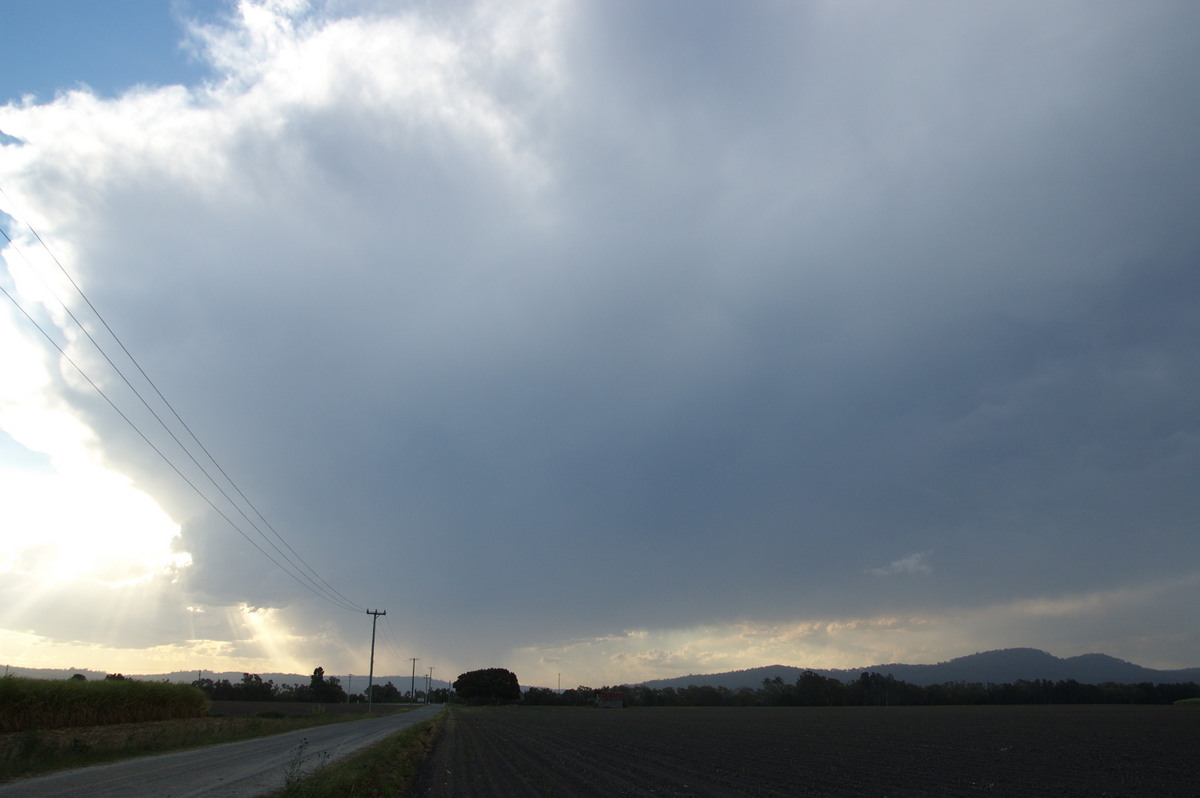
[524,671,1200,707]
[188,665,1200,707]
[190,666,450,704]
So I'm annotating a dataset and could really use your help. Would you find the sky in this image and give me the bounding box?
[2,0,1199,689]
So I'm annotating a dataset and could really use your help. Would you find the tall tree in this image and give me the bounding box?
[454,668,521,704]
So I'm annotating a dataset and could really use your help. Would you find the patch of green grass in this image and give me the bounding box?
[262,710,444,798]
[1173,697,1200,706]
[0,710,363,782]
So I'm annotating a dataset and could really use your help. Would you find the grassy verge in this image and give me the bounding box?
[262,709,444,798]
[0,710,365,782]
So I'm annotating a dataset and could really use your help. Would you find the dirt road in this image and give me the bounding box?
[0,704,442,798]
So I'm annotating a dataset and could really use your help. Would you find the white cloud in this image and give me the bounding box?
[868,551,934,577]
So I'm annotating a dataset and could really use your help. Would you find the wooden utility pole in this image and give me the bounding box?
[409,657,419,703]
[366,609,386,711]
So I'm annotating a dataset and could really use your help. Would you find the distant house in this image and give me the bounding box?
[596,691,625,708]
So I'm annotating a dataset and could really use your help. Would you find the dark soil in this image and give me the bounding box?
[410,704,1199,797]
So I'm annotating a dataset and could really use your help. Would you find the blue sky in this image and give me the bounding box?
[2,0,1200,689]
[0,1,222,104]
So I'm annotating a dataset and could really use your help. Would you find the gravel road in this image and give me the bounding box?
[0,704,442,798]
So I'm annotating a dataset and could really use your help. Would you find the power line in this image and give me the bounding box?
[1,228,358,611]
[380,615,408,663]
[0,205,363,614]
[0,198,365,613]
[0,281,354,607]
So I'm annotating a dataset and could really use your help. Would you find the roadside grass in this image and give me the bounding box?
[262,710,444,798]
[1174,697,1200,705]
[0,676,207,733]
[0,709,365,782]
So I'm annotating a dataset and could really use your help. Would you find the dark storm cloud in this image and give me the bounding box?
[4,0,1200,676]
[125,2,1200,621]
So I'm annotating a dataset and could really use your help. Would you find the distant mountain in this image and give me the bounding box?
[2,666,110,681]
[639,648,1200,689]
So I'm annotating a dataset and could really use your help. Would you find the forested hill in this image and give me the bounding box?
[640,649,1200,689]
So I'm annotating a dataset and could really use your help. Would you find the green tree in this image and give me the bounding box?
[305,666,348,703]
[522,686,558,705]
[454,668,521,704]
[761,676,795,706]
[369,681,403,703]
[559,685,596,706]
[238,672,277,701]
[796,670,842,706]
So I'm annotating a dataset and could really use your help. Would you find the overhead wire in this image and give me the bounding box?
[0,226,361,612]
[0,280,354,607]
[3,201,361,612]
[381,616,409,665]
[0,198,366,614]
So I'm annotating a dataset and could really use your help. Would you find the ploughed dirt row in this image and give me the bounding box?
[410,704,1199,797]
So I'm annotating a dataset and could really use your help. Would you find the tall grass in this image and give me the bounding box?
[263,711,443,798]
[0,709,363,781]
[0,676,208,733]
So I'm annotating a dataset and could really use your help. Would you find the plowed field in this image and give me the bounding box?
[411,704,1198,796]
